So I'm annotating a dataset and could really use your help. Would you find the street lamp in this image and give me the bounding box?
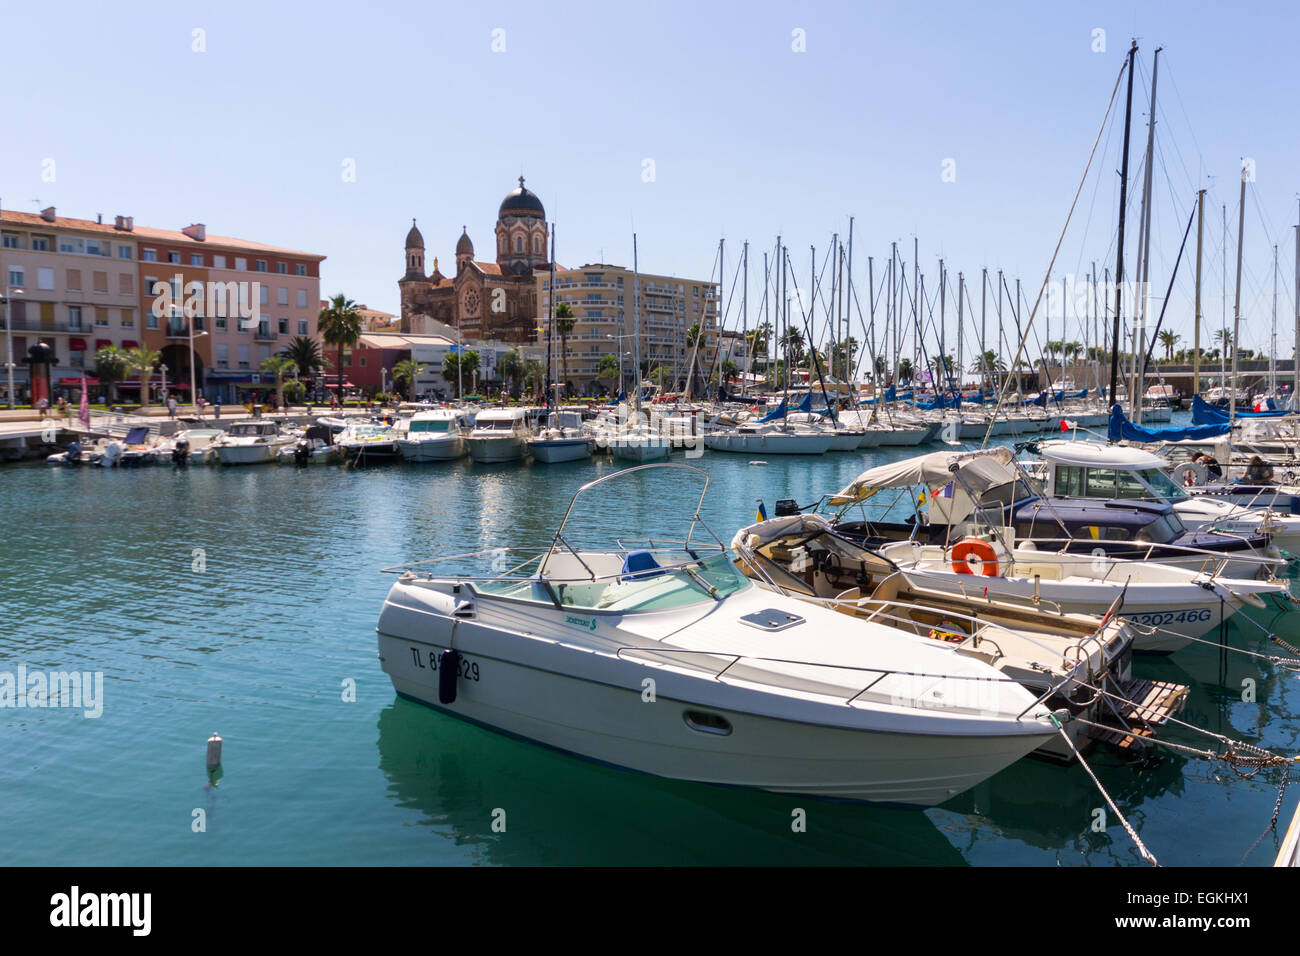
[160,363,168,405]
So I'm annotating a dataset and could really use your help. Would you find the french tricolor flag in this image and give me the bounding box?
[1059,419,1077,432]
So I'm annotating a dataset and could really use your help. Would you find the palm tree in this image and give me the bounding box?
[969,349,1005,374]
[390,358,426,399]
[1158,330,1180,362]
[745,321,772,366]
[93,345,129,404]
[284,335,324,381]
[553,302,575,398]
[123,346,161,406]
[896,357,914,385]
[781,327,805,367]
[259,355,296,408]
[317,294,363,398]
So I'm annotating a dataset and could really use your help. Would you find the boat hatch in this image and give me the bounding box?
[683,710,733,736]
[739,609,806,632]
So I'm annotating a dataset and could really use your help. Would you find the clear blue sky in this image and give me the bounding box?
[5,0,1298,360]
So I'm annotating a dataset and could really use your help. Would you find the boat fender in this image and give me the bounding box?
[1227,587,1268,611]
[439,649,461,704]
[1171,461,1207,488]
[951,538,1002,577]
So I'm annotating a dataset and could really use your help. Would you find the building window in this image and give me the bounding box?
[31,236,50,251]
[119,274,134,295]
[86,239,106,257]
[216,344,228,368]
[359,356,366,367]
[275,262,286,274]
[278,317,288,334]
[141,248,157,262]
[37,267,54,290]
[297,319,307,335]
[1,233,19,249]
[235,257,247,271]
[118,245,132,259]
[238,344,249,368]
[213,255,226,268]
[277,287,288,306]
[93,271,108,293]
[215,316,227,330]
[515,236,523,253]
[255,259,267,272]
[146,309,159,330]
[190,254,203,266]
[168,252,181,264]
[296,289,307,308]
[68,307,83,331]
[259,285,269,306]
[6,267,23,288]
[66,269,82,291]
[59,236,85,254]
[120,309,134,328]
[296,264,306,276]
[94,308,109,327]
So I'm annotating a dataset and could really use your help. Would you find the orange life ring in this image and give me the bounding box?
[950,538,1001,577]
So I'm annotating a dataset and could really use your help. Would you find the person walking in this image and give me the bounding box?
[37,396,49,419]
[167,395,178,419]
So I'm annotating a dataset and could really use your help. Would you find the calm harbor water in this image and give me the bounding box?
[2,421,1297,866]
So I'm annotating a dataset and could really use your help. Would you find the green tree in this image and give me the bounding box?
[495,350,523,395]
[123,346,161,406]
[596,353,622,394]
[896,357,914,385]
[441,349,480,398]
[522,359,545,400]
[93,345,129,404]
[1158,330,1180,361]
[781,327,805,367]
[317,294,363,397]
[259,355,296,408]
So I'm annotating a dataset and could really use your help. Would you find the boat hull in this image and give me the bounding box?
[466,434,528,463]
[377,626,1050,807]
[530,438,592,463]
[397,436,465,462]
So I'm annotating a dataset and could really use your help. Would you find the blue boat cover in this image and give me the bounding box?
[1108,404,1229,442]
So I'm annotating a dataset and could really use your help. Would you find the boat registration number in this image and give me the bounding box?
[408,646,480,682]
[1123,608,1213,627]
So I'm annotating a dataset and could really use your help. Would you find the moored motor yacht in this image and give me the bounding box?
[213,420,295,465]
[528,409,592,464]
[398,408,470,462]
[465,407,531,463]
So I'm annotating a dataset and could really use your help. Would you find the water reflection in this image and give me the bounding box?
[375,699,965,866]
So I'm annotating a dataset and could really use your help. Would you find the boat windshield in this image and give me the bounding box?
[1138,467,1189,502]
[479,419,518,431]
[410,420,450,433]
[475,551,749,612]
[1055,464,1188,501]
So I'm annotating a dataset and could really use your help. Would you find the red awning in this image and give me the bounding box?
[121,340,139,349]
[95,338,112,349]
[324,382,358,389]
[69,338,88,350]
[75,376,101,384]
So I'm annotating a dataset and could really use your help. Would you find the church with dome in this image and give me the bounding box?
[398,177,551,343]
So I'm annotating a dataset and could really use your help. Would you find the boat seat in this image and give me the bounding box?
[621,550,666,580]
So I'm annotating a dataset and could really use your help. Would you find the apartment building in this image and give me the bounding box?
[0,206,324,403]
[535,263,718,396]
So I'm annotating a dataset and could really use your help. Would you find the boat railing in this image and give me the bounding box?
[380,545,728,585]
[1017,536,1284,578]
[611,645,1054,722]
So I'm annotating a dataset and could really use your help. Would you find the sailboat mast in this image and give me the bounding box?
[1294,201,1300,405]
[1229,168,1247,422]
[546,224,556,409]
[741,240,749,396]
[1272,243,1279,397]
[1109,40,1138,407]
[632,233,641,415]
[1131,47,1160,422]
[1193,188,1205,398]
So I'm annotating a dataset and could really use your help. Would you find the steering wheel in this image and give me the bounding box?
[814,549,843,576]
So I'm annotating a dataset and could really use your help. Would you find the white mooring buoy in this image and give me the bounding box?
[748,460,768,466]
[206,732,223,769]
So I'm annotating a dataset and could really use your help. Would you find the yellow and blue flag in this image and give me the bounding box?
[756,500,768,522]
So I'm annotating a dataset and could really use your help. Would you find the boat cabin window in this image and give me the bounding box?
[1134,513,1183,544]
[410,419,450,433]
[481,419,518,431]
[1137,467,1189,502]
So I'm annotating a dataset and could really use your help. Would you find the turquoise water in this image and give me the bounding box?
[2,427,1298,866]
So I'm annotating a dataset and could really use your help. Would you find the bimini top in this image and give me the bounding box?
[829,447,1014,505]
[1035,439,1165,470]
[473,406,530,422]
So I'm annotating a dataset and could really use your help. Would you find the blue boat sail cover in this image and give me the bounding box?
[1108,404,1229,442]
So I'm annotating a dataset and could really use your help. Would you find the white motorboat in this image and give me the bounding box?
[465,407,531,463]
[213,420,295,465]
[168,428,226,466]
[337,418,401,464]
[1029,439,1300,556]
[398,408,470,462]
[375,464,1063,807]
[528,410,592,464]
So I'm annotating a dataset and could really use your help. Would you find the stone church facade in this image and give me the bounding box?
[398,178,550,343]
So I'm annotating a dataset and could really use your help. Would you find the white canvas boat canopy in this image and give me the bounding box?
[829,447,1015,506]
